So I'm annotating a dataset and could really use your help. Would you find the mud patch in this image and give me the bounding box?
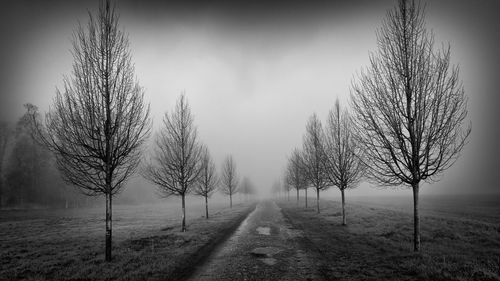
[256,226,271,235]
[251,247,282,266]
[250,246,282,257]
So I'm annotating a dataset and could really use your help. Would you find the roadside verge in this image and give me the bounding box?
[278,200,499,281]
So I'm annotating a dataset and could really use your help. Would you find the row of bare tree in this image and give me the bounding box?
[284,99,362,226]
[22,0,258,261]
[283,0,470,252]
[141,93,256,233]
[14,0,469,261]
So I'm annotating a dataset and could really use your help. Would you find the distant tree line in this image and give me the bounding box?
[0,116,88,209]
[283,98,363,224]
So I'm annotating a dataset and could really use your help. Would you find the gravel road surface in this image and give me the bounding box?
[187,201,325,281]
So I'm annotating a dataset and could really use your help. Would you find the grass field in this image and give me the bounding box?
[1,193,498,281]
[0,197,255,281]
[279,194,500,280]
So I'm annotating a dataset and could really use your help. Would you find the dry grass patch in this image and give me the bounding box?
[279,196,500,281]
[0,201,255,281]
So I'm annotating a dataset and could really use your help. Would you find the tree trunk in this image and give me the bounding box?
[305,188,308,208]
[205,194,209,219]
[230,193,232,208]
[296,188,299,205]
[341,188,346,226]
[0,164,2,209]
[316,188,320,213]
[181,193,186,232]
[105,192,112,261]
[104,9,113,260]
[0,177,2,209]
[31,142,36,206]
[412,183,420,252]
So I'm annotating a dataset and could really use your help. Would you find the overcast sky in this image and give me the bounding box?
[1,0,499,198]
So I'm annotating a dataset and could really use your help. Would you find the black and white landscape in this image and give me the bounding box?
[0,0,499,280]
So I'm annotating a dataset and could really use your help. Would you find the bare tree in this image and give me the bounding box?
[283,174,291,201]
[285,148,307,205]
[142,94,202,232]
[247,180,257,199]
[26,0,150,261]
[0,121,10,209]
[324,99,364,225]
[271,180,282,199]
[304,185,308,208]
[240,176,254,202]
[351,0,471,251]
[246,178,257,200]
[302,114,330,213]
[193,146,218,219]
[220,155,239,208]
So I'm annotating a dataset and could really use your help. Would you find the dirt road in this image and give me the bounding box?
[187,201,326,281]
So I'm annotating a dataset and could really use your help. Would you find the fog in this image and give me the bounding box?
[1,0,499,204]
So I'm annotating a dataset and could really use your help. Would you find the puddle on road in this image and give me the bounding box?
[260,257,277,265]
[251,247,282,266]
[250,246,282,257]
[256,226,271,235]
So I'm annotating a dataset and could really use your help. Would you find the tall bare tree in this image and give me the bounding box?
[142,94,202,232]
[283,174,291,201]
[26,0,151,261]
[351,0,471,251]
[271,180,282,199]
[324,100,364,225]
[302,114,330,213]
[193,146,219,219]
[285,148,307,205]
[304,185,309,208]
[220,155,239,208]
[240,176,254,202]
